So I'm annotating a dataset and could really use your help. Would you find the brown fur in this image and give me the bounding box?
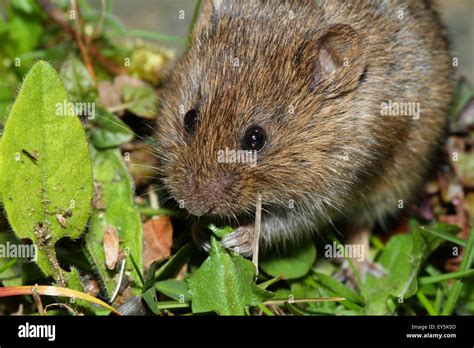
[155,0,454,252]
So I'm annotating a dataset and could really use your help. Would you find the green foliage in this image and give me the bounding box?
[90,108,134,149]
[260,242,317,280]
[361,224,455,314]
[188,237,274,315]
[0,0,45,74]
[121,84,158,119]
[60,56,98,104]
[85,148,143,298]
[0,61,93,284]
[0,0,472,318]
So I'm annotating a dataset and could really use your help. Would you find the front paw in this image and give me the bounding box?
[334,259,386,289]
[221,226,255,257]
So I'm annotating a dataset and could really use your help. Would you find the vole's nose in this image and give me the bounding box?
[185,174,234,216]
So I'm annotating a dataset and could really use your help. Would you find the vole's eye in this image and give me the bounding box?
[241,125,267,151]
[184,109,198,134]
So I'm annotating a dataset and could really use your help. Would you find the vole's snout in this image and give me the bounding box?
[184,173,235,216]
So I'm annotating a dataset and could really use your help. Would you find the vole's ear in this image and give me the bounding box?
[191,0,234,38]
[297,24,366,98]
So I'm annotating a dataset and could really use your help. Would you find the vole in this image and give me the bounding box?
[155,0,453,265]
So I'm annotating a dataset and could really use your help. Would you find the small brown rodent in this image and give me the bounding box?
[155,0,453,257]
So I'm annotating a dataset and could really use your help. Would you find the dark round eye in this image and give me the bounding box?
[241,125,267,151]
[184,109,198,134]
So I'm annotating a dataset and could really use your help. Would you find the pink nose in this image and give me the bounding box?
[186,174,234,216]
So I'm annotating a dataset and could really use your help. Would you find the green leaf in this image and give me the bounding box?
[361,224,454,314]
[0,61,93,283]
[60,56,97,103]
[155,243,193,281]
[142,288,161,315]
[450,79,474,119]
[188,237,273,315]
[155,279,191,302]
[260,242,316,280]
[85,148,143,298]
[122,84,158,119]
[90,108,134,149]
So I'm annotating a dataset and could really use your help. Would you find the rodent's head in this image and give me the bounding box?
[156,0,367,218]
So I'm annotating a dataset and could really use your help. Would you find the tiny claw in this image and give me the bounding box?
[221,226,254,257]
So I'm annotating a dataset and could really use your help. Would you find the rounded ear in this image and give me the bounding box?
[191,0,233,39]
[296,24,366,98]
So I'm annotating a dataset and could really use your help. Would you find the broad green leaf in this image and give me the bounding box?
[260,242,316,280]
[155,279,191,302]
[361,224,455,314]
[188,237,273,315]
[122,84,158,119]
[85,148,143,299]
[0,61,93,283]
[90,108,134,149]
[361,234,413,314]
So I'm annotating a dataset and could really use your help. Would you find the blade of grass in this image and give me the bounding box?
[0,258,18,274]
[420,226,467,247]
[416,290,437,315]
[419,269,474,285]
[128,251,145,288]
[0,285,121,315]
[434,287,443,314]
[258,303,274,316]
[442,227,474,315]
[258,274,284,290]
[262,297,345,305]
